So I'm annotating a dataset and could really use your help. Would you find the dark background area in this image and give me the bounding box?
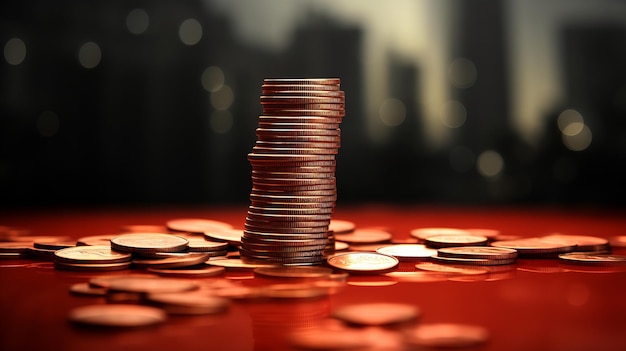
[1,0,626,208]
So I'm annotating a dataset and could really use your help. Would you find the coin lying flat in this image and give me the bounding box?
[55,261,132,272]
[328,219,355,234]
[132,252,211,269]
[431,254,516,266]
[334,228,392,244]
[110,233,188,254]
[69,282,108,296]
[327,252,399,274]
[405,323,489,348]
[54,245,132,264]
[76,234,116,246]
[146,292,230,315]
[92,276,199,294]
[166,218,233,233]
[68,304,166,327]
[147,265,225,278]
[437,246,518,260]
[541,234,610,252]
[254,266,332,279]
[424,234,488,248]
[491,237,576,256]
[332,303,420,326]
[376,244,437,260]
[559,252,626,265]
[410,227,472,241]
[415,262,488,275]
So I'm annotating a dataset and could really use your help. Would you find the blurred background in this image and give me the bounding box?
[1,0,626,208]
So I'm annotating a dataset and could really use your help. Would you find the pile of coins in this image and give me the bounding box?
[241,78,345,265]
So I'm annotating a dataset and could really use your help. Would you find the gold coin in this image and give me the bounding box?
[110,233,188,253]
[54,245,132,264]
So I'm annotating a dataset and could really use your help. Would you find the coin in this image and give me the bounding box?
[69,282,108,296]
[264,78,341,85]
[437,246,518,260]
[68,304,166,327]
[95,276,199,294]
[541,234,610,252]
[332,303,420,327]
[146,292,230,315]
[0,242,33,253]
[376,244,437,260]
[559,252,626,265]
[184,236,229,252]
[431,254,517,266]
[405,323,489,348]
[110,233,188,253]
[410,227,472,241]
[33,240,76,250]
[425,234,489,248]
[491,237,576,256]
[328,219,355,234]
[203,228,243,245]
[415,262,488,275]
[54,245,132,264]
[261,283,330,299]
[327,252,399,273]
[166,218,233,233]
[334,228,392,244]
[147,265,225,278]
[76,234,116,246]
[54,261,132,272]
[132,252,211,269]
[206,258,279,269]
[254,266,332,279]
[288,325,371,350]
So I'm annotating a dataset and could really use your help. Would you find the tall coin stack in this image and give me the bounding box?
[241,78,345,265]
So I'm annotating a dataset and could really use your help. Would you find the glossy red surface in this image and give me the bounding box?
[1,205,625,351]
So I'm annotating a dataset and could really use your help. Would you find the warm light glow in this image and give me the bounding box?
[557,109,584,135]
[36,111,60,137]
[78,42,102,69]
[201,66,225,92]
[126,9,150,35]
[439,100,467,128]
[448,57,477,89]
[4,37,26,65]
[210,110,233,134]
[477,150,504,178]
[378,98,406,127]
[210,85,234,111]
[179,18,203,45]
[562,125,592,151]
[449,146,474,172]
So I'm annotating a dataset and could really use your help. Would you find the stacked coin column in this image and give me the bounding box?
[241,78,345,265]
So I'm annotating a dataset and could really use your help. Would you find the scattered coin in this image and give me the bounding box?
[334,228,392,244]
[431,254,516,266]
[68,304,166,327]
[405,323,489,348]
[424,234,488,248]
[437,246,518,260]
[110,233,188,254]
[491,237,576,257]
[541,234,610,252]
[92,275,199,294]
[132,252,211,269]
[147,265,225,278]
[327,252,399,274]
[332,302,420,326]
[559,252,626,265]
[76,234,116,246]
[206,258,279,269]
[376,244,437,260]
[55,261,133,272]
[54,245,132,264]
[328,219,355,234]
[410,227,472,241]
[415,262,488,275]
[146,292,230,315]
[69,282,108,296]
[166,218,233,233]
[203,228,243,245]
[253,266,332,279]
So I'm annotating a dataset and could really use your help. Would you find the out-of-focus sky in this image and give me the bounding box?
[206,0,626,147]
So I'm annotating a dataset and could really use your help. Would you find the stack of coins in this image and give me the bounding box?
[241,78,345,265]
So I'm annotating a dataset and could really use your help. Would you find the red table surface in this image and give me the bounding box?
[1,204,625,351]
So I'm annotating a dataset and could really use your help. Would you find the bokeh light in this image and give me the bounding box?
[126,9,150,35]
[210,85,234,111]
[378,98,406,127]
[448,57,477,89]
[210,110,234,134]
[439,100,467,128]
[3,37,26,65]
[179,18,203,45]
[477,150,504,178]
[562,125,592,151]
[201,66,225,92]
[78,42,102,69]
